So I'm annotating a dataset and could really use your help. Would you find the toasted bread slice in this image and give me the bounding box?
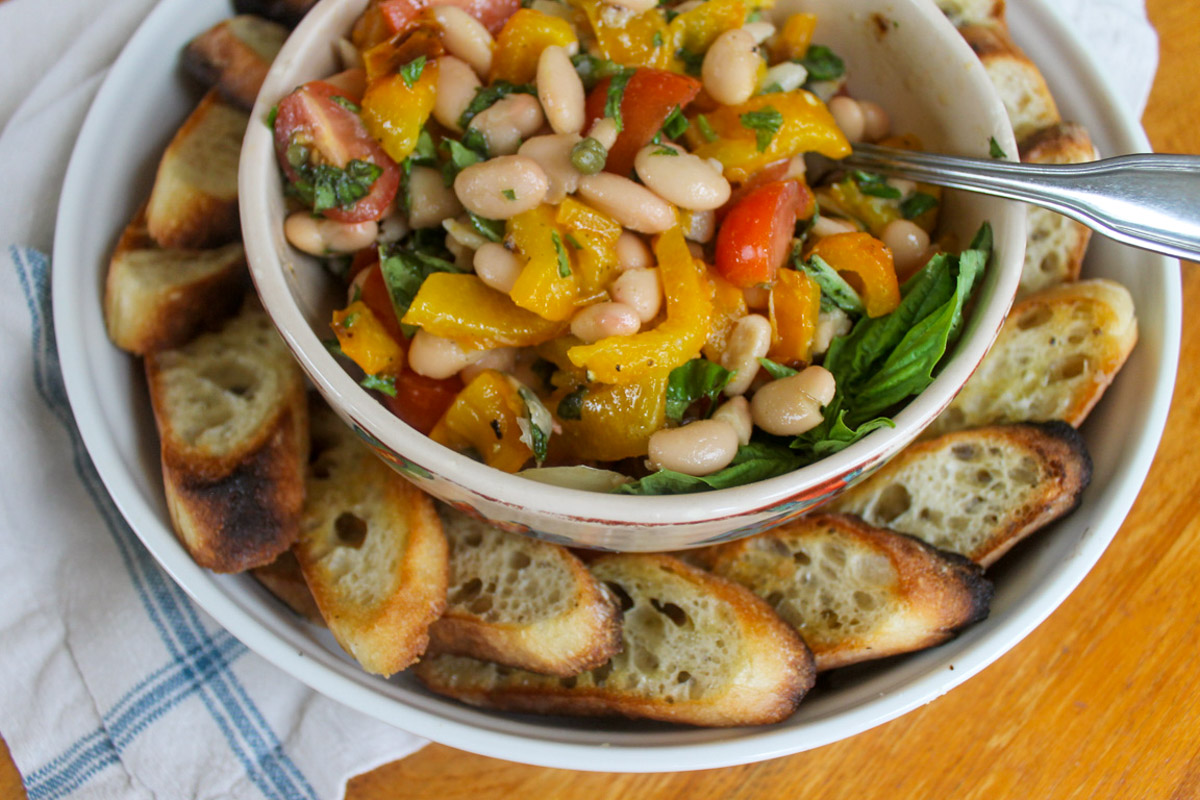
[428,505,621,676]
[104,207,246,354]
[936,0,1006,30]
[233,0,317,28]
[690,514,992,671]
[296,399,448,676]
[252,550,324,624]
[183,15,289,109]
[1018,123,1099,297]
[959,24,1058,141]
[146,303,308,572]
[415,553,814,727]
[829,423,1092,567]
[931,279,1137,434]
[146,90,249,249]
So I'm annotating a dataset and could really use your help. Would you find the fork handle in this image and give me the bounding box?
[844,143,1200,263]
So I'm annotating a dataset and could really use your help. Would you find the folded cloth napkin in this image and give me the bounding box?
[0,0,1159,797]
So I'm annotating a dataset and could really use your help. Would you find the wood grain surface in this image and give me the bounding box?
[4,0,1199,798]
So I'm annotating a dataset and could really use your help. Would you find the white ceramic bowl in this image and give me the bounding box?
[238,0,1026,551]
[53,0,1177,773]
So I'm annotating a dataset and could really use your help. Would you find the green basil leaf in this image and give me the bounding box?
[757,357,798,380]
[989,136,1007,159]
[605,67,636,132]
[400,55,426,88]
[615,441,803,495]
[740,106,784,152]
[660,105,689,139]
[799,44,845,82]
[694,113,718,143]
[290,158,383,214]
[551,231,571,277]
[440,138,482,186]
[675,48,704,76]
[900,191,938,219]
[799,253,865,315]
[516,385,553,464]
[852,170,902,199]
[378,244,464,330]
[331,95,361,113]
[467,212,505,243]
[360,373,397,397]
[790,396,894,457]
[665,358,734,421]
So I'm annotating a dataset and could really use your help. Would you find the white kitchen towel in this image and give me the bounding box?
[0,0,1160,798]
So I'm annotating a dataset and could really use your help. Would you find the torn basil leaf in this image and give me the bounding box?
[665,359,734,421]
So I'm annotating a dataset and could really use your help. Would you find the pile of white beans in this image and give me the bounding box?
[285,3,937,479]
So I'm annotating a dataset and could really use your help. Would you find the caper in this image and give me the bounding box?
[570,137,608,175]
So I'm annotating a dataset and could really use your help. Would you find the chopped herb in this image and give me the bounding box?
[570,137,607,174]
[616,441,805,495]
[571,53,629,90]
[458,81,537,130]
[266,105,278,129]
[461,127,489,156]
[466,213,505,243]
[676,48,704,76]
[551,231,571,277]
[605,67,636,132]
[652,146,679,156]
[516,384,553,464]
[652,31,664,48]
[360,373,397,397]
[746,9,762,22]
[695,114,718,142]
[441,138,482,185]
[740,106,784,152]
[989,136,1007,159]
[852,170,902,199]
[331,95,361,113]
[760,82,783,95]
[399,55,426,88]
[341,311,360,328]
[665,359,734,421]
[288,158,383,214]
[502,188,517,201]
[565,232,583,250]
[757,357,798,379]
[900,191,939,220]
[799,44,845,82]
[557,387,587,420]
[322,337,345,358]
[378,243,465,331]
[410,128,438,165]
[799,253,866,315]
[660,105,689,139]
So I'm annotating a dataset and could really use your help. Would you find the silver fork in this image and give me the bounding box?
[841,142,1200,262]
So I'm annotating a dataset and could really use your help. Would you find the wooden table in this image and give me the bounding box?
[5,0,1200,797]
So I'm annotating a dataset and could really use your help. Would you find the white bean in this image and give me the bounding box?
[686,241,705,260]
[454,155,549,219]
[758,61,808,95]
[433,5,494,77]
[648,420,740,476]
[324,68,366,98]
[741,21,776,43]
[460,346,519,384]
[407,166,464,229]
[859,99,891,142]
[468,93,545,156]
[712,396,753,446]
[407,329,486,379]
[517,133,582,204]
[577,173,675,234]
[587,117,619,150]
[569,301,641,342]
[810,215,858,238]
[474,242,524,293]
[782,154,807,181]
[828,95,865,142]
[376,204,409,244]
[615,231,654,269]
[750,366,837,436]
[609,268,662,322]
[702,29,760,106]
[812,305,852,355]
[537,45,586,135]
[334,38,364,70]
[720,314,772,396]
[634,142,731,211]
[284,212,377,256]
[881,218,931,276]
[445,234,475,270]
[682,209,716,243]
[433,55,481,133]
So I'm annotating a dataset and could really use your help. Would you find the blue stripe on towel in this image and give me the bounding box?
[12,247,320,800]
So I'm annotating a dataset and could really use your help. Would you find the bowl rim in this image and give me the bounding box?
[51,0,1179,774]
[238,0,1027,528]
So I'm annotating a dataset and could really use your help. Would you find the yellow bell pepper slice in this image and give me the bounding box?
[330,300,406,377]
[556,198,622,295]
[361,64,438,163]
[571,0,671,68]
[508,206,580,322]
[430,370,533,472]
[402,273,566,346]
[490,9,578,84]
[808,232,900,318]
[552,372,669,461]
[668,0,746,64]
[568,227,713,384]
[768,267,820,364]
[685,92,850,183]
[702,269,749,362]
[771,13,817,63]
